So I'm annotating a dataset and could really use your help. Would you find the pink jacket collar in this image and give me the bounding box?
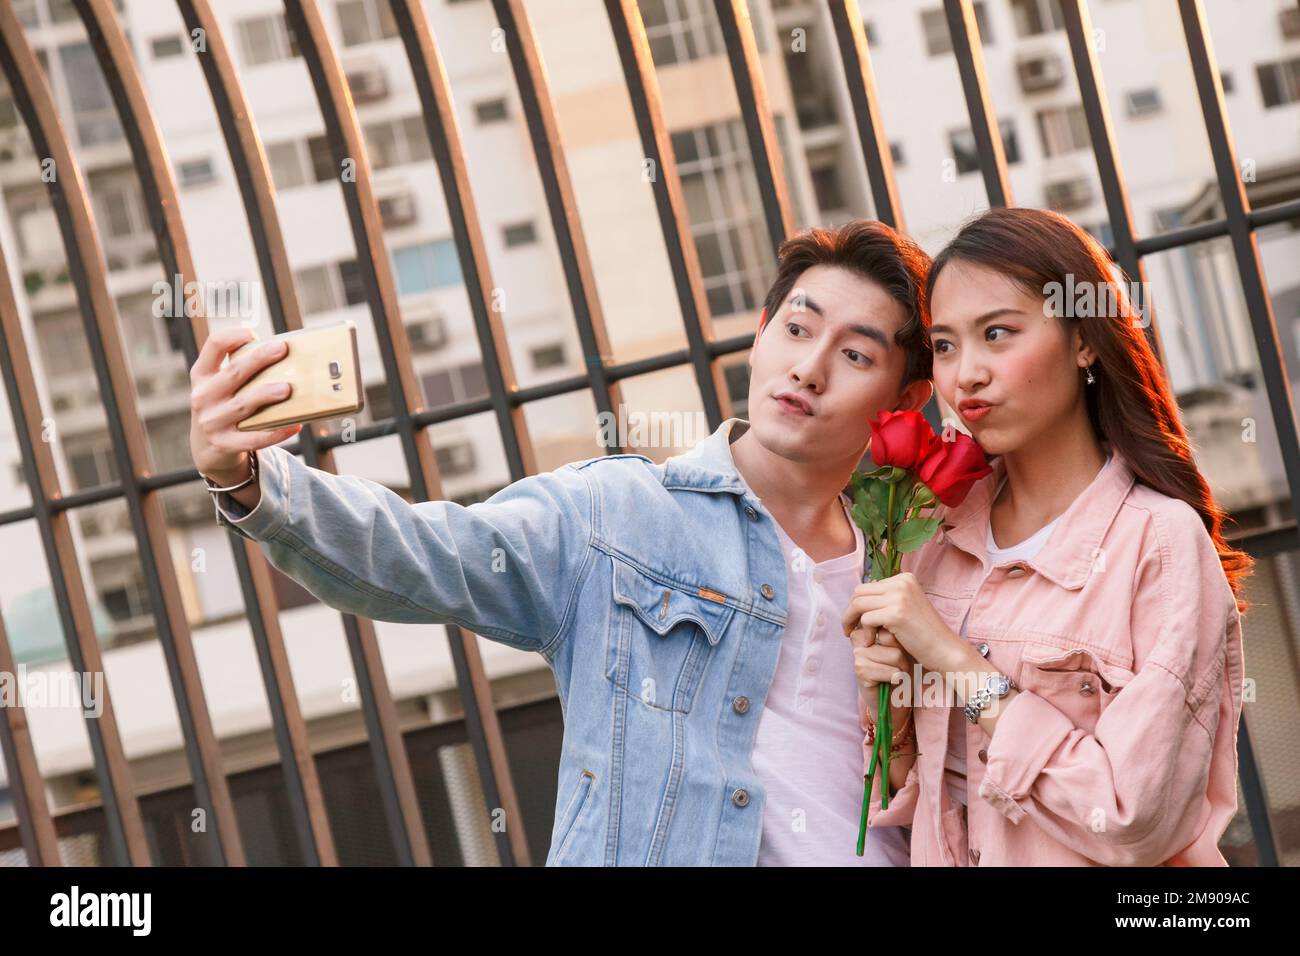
[936,440,1137,590]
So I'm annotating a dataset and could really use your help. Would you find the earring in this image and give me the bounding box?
[1085,364,1096,385]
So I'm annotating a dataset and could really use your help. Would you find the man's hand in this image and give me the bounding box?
[189,326,300,487]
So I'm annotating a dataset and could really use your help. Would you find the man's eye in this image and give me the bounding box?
[786,322,807,337]
[987,326,1013,342]
[845,350,871,366]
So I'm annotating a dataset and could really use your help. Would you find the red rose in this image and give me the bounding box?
[868,409,942,472]
[918,431,993,506]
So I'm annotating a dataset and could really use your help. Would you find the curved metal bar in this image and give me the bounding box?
[713,0,796,253]
[606,0,726,426]
[75,0,337,867]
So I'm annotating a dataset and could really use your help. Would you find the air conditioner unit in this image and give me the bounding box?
[1017,53,1065,93]
[1045,177,1094,212]
[406,314,447,353]
[378,192,417,228]
[1281,8,1300,39]
[346,65,388,104]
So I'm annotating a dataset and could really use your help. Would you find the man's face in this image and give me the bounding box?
[746,263,932,467]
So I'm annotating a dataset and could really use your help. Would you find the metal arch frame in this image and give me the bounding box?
[0,0,1294,867]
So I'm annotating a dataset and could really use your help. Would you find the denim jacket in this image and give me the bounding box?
[212,418,879,865]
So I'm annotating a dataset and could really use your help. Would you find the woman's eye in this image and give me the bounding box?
[987,326,1013,342]
[932,340,952,354]
[786,322,807,337]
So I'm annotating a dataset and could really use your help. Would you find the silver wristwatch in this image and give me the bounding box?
[965,672,1015,723]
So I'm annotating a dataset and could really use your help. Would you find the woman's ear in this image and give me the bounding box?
[1072,326,1097,368]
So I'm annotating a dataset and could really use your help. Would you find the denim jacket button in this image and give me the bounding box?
[978,748,988,763]
[977,642,990,657]
[760,583,776,600]
[1080,679,1094,696]
[744,505,758,520]
[1006,565,1026,577]
[732,788,750,807]
[733,695,750,714]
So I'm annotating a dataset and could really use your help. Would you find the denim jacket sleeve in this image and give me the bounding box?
[976,501,1241,866]
[211,444,596,656]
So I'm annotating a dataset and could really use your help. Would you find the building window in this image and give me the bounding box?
[640,0,724,67]
[266,140,308,190]
[177,157,216,188]
[671,120,768,318]
[1084,221,1114,249]
[889,141,905,166]
[502,221,537,248]
[237,13,300,66]
[808,156,845,214]
[151,35,186,59]
[1125,88,1163,117]
[61,41,123,148]
[307,134,337,183]
[530,343,566,370]
[473,97,509,124]
[921,2,991,57]
[295,259,367,313]
[948,118,1020,174]
[435,441,477,478]
[1035,104,1090,157]
[337,0,398,47]
[392,240,462,295]
[724,361,751,418]
[1009,0,1064,38]
[422,361,489,408]
[1257,56,1300,109]
[1220,71,1235,94]
[66,436,118,490]
[363,116,433,170]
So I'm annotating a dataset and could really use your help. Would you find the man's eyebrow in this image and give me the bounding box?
[929,308,1022,336]
[789,291,823,315]
[789,293,891,349]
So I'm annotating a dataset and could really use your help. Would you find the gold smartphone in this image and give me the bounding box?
[231,321,364,431]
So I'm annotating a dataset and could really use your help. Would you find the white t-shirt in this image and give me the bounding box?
[944,452,1112,805]
[747,486,911,866]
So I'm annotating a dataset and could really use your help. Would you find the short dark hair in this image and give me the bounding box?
[760,219,933,389]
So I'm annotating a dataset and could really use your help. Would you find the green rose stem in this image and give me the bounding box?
[855,474,920,856]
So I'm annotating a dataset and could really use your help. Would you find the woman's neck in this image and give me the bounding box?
[991,423,1108,546]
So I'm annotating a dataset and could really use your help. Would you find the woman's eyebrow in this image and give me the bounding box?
[930,307,1022,335]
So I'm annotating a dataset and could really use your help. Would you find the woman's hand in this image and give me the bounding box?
[842,572,965,674]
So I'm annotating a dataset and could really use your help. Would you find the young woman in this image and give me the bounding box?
[843,207,1249,866]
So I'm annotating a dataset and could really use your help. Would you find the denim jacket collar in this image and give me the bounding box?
[661,418,754,495]
[937,439,1136,590]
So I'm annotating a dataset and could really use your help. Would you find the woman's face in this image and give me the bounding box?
[928,259,1094,457]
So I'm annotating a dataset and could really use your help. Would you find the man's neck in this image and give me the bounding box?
[728,422,861,561]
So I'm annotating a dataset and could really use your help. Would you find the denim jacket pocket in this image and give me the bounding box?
[552,768,597,864]
[1017,645,1135,735]
[607,556,734,713]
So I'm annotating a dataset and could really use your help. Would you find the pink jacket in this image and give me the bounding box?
[859,443,1245,866]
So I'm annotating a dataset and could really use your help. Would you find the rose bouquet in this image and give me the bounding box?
[849,409,992,855]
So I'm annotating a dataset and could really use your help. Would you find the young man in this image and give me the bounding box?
[189,219,934,866]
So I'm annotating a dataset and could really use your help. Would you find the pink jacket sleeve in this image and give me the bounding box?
[976,501,1244,866]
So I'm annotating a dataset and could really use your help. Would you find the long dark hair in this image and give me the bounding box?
[927,207,1253,613]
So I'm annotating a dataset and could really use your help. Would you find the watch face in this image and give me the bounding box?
[987,674,1011,696]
